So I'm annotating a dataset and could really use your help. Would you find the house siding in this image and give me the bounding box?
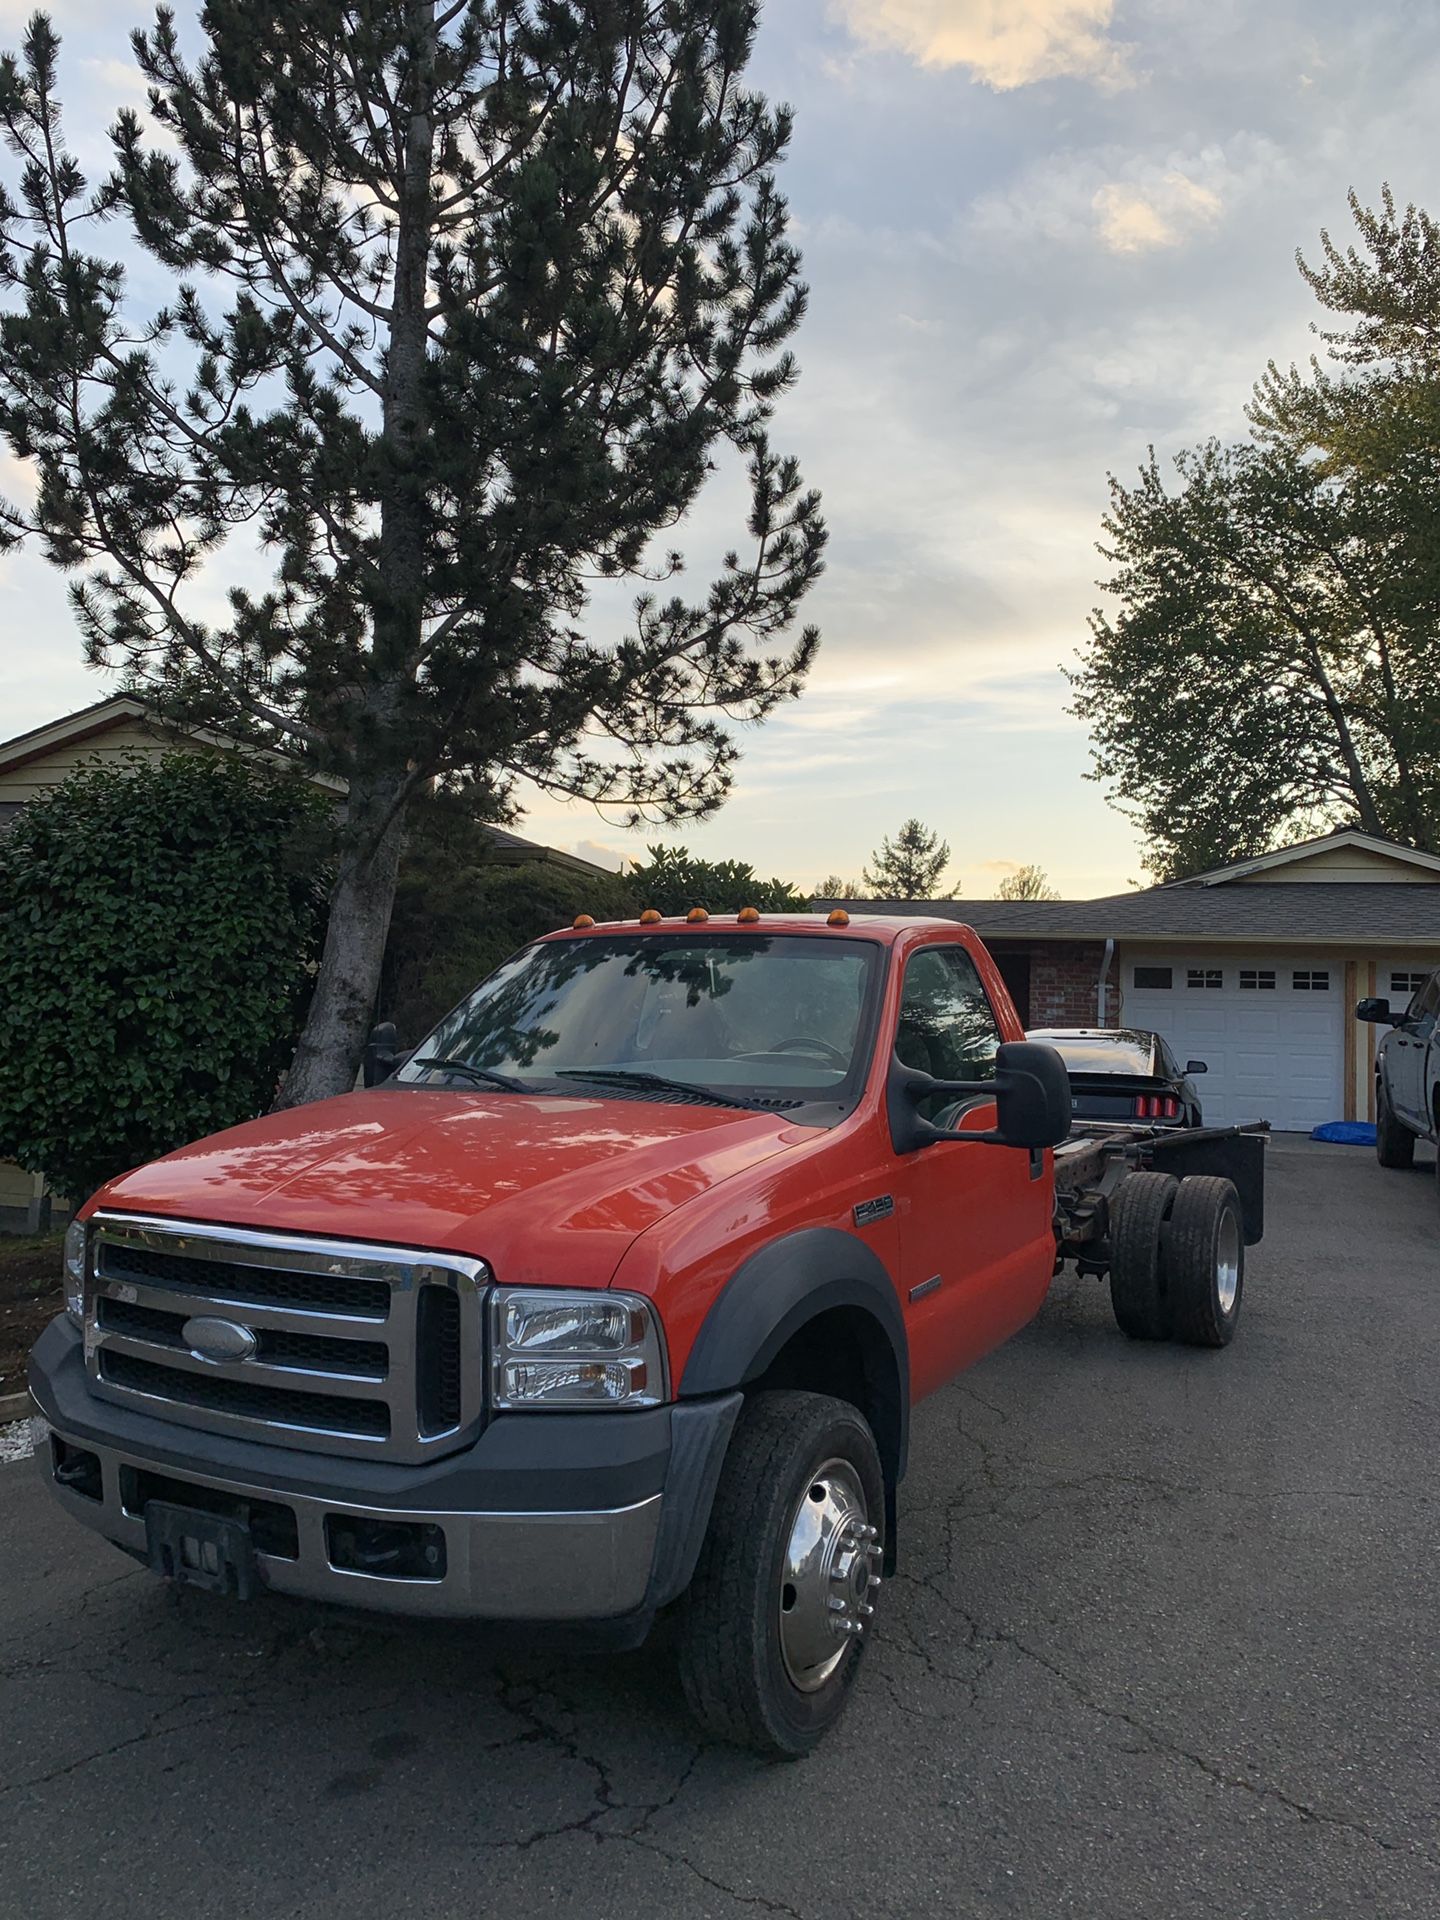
[0,718,174,807]
[1231,846,1438,884]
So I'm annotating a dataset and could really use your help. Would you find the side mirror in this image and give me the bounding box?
[989,1041,1074,1148]
[1354,997,1392,1025]
[363,1021,402,1087]
[1185,1060,1208,1075]
[888,1040,1072,1155]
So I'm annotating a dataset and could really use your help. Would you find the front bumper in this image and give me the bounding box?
[28,1319,740,1623]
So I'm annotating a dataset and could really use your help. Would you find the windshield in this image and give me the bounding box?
[394,933,881,1109]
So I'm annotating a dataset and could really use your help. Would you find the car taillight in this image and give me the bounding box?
[1162,1096,1179,1119]
[1135,1094,1180,1120]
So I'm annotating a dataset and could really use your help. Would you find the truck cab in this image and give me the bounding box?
[26,913,1114,1753]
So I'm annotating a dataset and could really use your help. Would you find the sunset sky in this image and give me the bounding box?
[4,0,1439,895]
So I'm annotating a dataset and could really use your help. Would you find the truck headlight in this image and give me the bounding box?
[490,1289,667,1410]
[63,1219,87,1326]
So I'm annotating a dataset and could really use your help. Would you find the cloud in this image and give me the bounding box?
[828,0,1130,91]
[1092,173,1223,253]
[970,138,1281,257]
[572,839,627,872]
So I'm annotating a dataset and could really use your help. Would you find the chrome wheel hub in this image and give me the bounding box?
[777,1458,882,1692]
[1216,1210,1241,1314]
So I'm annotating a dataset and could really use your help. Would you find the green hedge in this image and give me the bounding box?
[0,752,329,1202]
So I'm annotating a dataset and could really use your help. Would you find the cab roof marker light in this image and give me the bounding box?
[827,908,851,927]
[572,913,596,930]
[737,906,760,924]
[639,908,662,925]
[686,907,709,924]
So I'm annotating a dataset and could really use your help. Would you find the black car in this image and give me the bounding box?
[1028,1027,1206,1128]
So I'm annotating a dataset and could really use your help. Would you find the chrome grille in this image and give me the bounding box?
[85,1212,486,1462]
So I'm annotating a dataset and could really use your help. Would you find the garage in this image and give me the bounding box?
[862,827,1440,1135]
[1121,953,1344,1132]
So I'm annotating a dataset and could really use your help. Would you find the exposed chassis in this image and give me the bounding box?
[1052,1123,1269,1275]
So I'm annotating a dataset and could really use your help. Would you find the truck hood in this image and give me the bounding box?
[93,1088,804,1288]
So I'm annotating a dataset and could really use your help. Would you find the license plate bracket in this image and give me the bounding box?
[144,1501,258,1599]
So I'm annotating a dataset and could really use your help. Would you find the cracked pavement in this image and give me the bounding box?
[2,1138,1437,1918]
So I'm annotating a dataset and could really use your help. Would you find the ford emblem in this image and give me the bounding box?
[182,1316,259,1365]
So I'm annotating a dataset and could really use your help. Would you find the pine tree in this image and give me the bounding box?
[0,5,826,1101]
[862,819,950,899]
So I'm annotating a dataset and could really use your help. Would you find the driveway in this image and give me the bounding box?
[2,1138,1436,1919]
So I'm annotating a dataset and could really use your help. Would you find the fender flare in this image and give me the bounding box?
[678,1227,910,1484]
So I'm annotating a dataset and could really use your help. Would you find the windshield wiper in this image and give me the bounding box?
[556,1068,768,1111]
[412,1056,530,1093]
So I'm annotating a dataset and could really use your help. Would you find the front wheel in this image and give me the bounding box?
[676,1390,885,1757]
[1376,1082,1415,1170]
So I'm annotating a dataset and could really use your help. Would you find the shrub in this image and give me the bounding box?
[0,753,329,1201]
[626,845,805,916]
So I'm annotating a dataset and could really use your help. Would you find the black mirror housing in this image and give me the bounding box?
[888,1040,1073,1155]
[1185,1059,1208,1075]
[989,1041,1075,1148]
[1354,997,1393,1025]
[363,1021,401,1088]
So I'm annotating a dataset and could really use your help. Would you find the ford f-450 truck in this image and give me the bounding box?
[29,911,1265,1754]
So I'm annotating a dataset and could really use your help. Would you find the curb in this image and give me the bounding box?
[0,1389,34,1425]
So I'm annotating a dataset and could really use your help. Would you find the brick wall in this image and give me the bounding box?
[1027,942,1121,1029]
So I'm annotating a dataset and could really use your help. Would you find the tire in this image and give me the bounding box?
[1108,1170,1178,1340]
[1167,1176,1244,1348]
[1376,1082,1415,1170]
[676,1390,885,1758]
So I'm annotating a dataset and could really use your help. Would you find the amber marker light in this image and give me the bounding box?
[639,908,662,925]
[686,906,709,923]
[826,908,851,927]
[737,906,760,924]
[572,913,596,930]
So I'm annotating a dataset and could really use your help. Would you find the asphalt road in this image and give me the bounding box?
[2,1138,1437,1919]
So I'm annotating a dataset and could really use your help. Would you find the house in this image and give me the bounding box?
[828,829,1440,1134]
[0,693,615,877]
[0,694,617,1226]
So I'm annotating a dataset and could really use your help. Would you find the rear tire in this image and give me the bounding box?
[676,1390,885,1758]
[1376,1082,1414,1169]
[1167,1176,1244,1348]
[1108,1170,1178,1340]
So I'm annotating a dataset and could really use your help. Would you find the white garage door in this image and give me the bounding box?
[1121,955,1344,1133]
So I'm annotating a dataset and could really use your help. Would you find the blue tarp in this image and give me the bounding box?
[1310,1121,1377,1145]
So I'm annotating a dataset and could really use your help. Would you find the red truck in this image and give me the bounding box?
[29,912,1264,1755]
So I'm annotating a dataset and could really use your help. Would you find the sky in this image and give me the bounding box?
[3,0,1439,896]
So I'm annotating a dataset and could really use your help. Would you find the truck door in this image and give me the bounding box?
[891,944,1055,1401]
[1391,975,1440,1128]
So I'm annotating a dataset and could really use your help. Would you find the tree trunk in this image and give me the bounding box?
[276,6,437,1108]
[276,771,410,1107]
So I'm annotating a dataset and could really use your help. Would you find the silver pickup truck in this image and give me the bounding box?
[1357,969,1440,1199]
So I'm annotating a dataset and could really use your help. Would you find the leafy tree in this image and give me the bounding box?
[862,818,950,898]
[995,864,1058,901]
[627,842,803,914]
[0,4,826,1105]
[0,754,328,1201]
[813,873,866,898]
[1072,187,1440,880]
